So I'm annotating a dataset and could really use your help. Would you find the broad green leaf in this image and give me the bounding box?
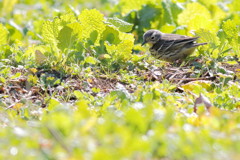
[101,26,121,45]
[47,98,60,111]
[178,3,211,25]
[169,2,184,23]
[42,19,61,46]
[172,0,186,2]
[78,9,106,45]
[107,17,133,32]
[228,0,240,13]
[222,20,239,40]
[118,0,158,15]
[0,24,8,45]
[89,30,98,45]
[162,0,173,24]
[59,12,77,26]
[198,0,218,7]
[74,90,84,99]
[195,29,220,48]
[2,0,18,15]
[139,4,161,30]
[67,22,83,41]
[178,2,217,33]
[0,75,6,83]
[222,19,240,55]
[5,23,23,42]
[160,24,176,34]
[105,33,134,61]
[211,5,226,25]
[105,30,134,61]
[181,80,213,94]
[57,26,76,51]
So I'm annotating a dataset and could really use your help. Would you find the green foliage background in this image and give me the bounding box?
[0,0,240,159]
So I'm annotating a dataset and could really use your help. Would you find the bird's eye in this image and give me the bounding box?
[151,36,155,40]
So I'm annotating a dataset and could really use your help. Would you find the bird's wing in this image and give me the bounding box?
[162,33,198,41]
[151,35,199,53]
[162,35,199,49]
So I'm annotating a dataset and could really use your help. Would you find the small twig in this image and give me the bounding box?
[176,75,187,86]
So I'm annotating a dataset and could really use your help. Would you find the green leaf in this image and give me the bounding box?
[195,29,220,48]
[78,9,106,45]
[5,24,23,43]
[222,19,239,40]
[57,26,76,51]
[89,30,98,45]
[101,26,121,44]
[228,0,240,12]
[85,56,97,64]
[59,12,77,26]
[138,4,161,29]
[118,0,157,15]
[0,24,8,45]
[48,98,60,111]
[74,90,84,99]
[178,2,217,33]
[2,0,18,15]
[162,0,174,24]
[105,31,134,61]
[42,19,61,46]
[107,17,133,32]
[222,19,240,55]
[67,22,83,41]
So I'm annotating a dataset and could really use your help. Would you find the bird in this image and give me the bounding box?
[142,29,207,62]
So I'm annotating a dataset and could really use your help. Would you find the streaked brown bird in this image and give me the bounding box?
[142,29,207,62]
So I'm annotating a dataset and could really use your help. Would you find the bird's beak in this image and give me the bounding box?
[141,41,147,46]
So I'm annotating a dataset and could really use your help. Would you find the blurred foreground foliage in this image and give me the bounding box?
[0,0,240,159]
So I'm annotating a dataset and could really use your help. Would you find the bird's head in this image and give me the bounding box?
[142,30,162,46]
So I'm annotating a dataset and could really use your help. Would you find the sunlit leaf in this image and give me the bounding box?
[101,25,121,44]
[48,98,60,111]
[0,24,8,45]
[178,2,217,32]
[181,80,213,93]
[228,0,240,13]
[5,23,23,42]
[139,4,161,30]
[108,17,133,32]
[67,22,83,41]
[78,9,105,45]
[222,19,240,55]
[42,19,61,46]
[85,56,97,64]
[59,12,77,25]
[118,0,158,15]
[57,26,76,51]
[2,0,18,15]
[105,37,133,61]
[195,29,220,48]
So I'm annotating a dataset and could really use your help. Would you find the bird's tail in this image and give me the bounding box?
[193,42,207,47]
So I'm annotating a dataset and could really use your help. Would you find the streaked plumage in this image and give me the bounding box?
[142,29,207,62]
